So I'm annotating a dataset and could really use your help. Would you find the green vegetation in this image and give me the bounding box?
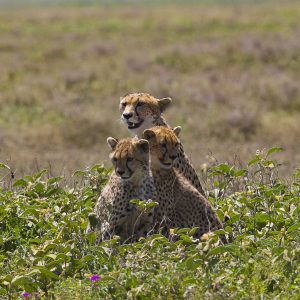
[1,149,300,299]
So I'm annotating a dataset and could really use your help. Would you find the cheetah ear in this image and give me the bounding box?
[143,129,156,141]
[136,139,149,153]
[158,97,172,112]
[107,137,118,150]
[173,126,181,137]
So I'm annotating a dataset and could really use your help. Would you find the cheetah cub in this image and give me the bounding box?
[90,137,157,242]
[119,92,205,196]
[143,126,225,242]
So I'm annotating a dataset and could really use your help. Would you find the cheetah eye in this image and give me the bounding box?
[112,157,117,162]
[127,157,134,162]
[121,102,126,107]
[161,142,166,148]
[136,102,145,107]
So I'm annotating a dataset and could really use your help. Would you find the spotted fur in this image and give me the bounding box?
[143,126,226,243]
[120,92,205,196]
[90,137,157,242]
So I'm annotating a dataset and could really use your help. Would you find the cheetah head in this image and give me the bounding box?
[119,93,172,136]
[107,137,150,180]
[143,126,181,170]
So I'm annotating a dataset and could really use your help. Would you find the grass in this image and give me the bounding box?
[0,149,300,299]
[0,2,300,177]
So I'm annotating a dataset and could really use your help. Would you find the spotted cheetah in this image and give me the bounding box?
[119,92,205,196]
[90,137,157,242]
[143,126,226,243]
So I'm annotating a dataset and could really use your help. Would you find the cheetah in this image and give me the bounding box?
[143,126,226,243]
[119,92,205,196]
[89,137,157,242]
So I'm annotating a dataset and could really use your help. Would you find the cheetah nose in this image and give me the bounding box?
[123,112,133,120]
[117,170,125,176]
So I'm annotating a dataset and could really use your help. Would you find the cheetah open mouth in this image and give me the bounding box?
[159,160,173,169]
[127,120,143,129]
[163,163,172,166]
[120,175,132,180]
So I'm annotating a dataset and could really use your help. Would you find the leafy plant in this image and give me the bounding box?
[0,149,300,299]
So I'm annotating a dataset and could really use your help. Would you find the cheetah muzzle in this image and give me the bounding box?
[127,119,144,129]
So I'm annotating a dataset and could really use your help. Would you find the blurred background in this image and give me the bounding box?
[0,0,299,176]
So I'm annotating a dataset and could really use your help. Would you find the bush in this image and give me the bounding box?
[0,149,299,299]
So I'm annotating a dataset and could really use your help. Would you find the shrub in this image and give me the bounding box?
[0,149,299,299]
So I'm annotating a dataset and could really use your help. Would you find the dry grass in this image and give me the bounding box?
[0,2,300,176]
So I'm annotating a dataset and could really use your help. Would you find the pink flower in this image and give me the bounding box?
[90,274,101,282]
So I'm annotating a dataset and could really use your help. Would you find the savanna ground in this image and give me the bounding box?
[1,1,300,299]
[0,0,300,177]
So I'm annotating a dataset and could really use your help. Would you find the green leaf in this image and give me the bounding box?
[266,147,283,157]
[214,229,227,235]
[27,269,42,277]
[32,266,59,280]
[217,164,231,173]
[72,170,86,177]
[130,199,143,205]
[33,182,45,194]
[255,213,269,223]
[146,201,159,208]
[45,187,63,197]
[207,244,239,257]
[233,169,246,177]
[177,228,190,234]
[81,254,94,263]
[33,169,47,181]
[43,243,59,252]
[235,233,247,242]
[263,160,275,168]
[179,234,193,244]
[86,232,97,244]
[226,214,240,224]
[20,208,39,219]
[46,254,57,260]
[91,164,105,172]
[248,156,260,167]
[185,257,202,270]
[11,275,33,287]
[0,163,10,169]
[46,259,64,269]
[286,222,300,234]
[189,227,200,236]
[13,179,28,188]
[1,274,12,285]
[47,176,63,185]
